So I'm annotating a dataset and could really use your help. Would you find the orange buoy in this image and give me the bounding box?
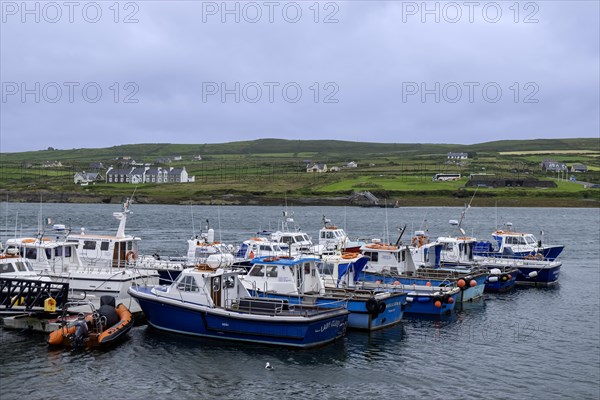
[469,279,477,287]
[434,300,442,308]
[507,274,512,279]
[448,297,454,304]
[457,279,466,288]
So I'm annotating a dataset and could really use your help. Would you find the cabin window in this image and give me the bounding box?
[177,275,199,292]
[249,265,265,277]
[15,262,29,271]
[444,243,454,251]
[364,251,378,262]
[83,241,96,250]
[25,248,37,260]
[525,236,536,245]
[101,242,109,251]
[282,237,293,244]
[45,249,53,259]
[0,263,16,273]
[55,247,62,257]
[295,235,304,243]
[320,232,326,239]
[259,245,272,252]
[325,232,334,239]
[304,263,311,274]
[318,262,334,275]
[266,266,278,277]
[127,241,133,251]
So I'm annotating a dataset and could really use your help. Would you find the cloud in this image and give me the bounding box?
[1,1,598,152]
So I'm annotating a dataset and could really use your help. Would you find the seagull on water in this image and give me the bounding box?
[265,362,274,370]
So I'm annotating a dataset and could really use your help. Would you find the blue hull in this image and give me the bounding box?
[130,289,348,348]
[473,245,564,262]
[359,273,486,302]
[249,290,406,331]
[515,264,561,286]
[484,274,517,293]
[404,293,457,316]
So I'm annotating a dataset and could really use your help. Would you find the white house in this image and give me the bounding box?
[307,163,328,173]
[447,152,468,160]
[74,171,103,185]
[106,167,133,183]
[129,167,148,184]
[344,161,358,168]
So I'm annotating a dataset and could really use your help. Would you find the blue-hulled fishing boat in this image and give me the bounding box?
[128,265,349,348]
[317,252,459,316]
[358,241,487,302]
[484,266,518,293]
[240,256,407,331]
[472,223,564,261]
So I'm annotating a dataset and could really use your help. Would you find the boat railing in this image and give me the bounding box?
[229,297,289,315]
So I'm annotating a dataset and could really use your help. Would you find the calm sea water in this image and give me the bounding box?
[1,203,599,399]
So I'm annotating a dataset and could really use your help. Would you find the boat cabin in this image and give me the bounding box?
[157,267,250,310]
[4,238,82,273]
[359,242,417,275]
[66,200,141,268]
[241,256,325,295]
[436,236,477,265]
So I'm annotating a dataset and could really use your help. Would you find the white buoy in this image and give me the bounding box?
[488,276,499,283]
[207,228,215,243]
[406,297,414,303]
[529,271,538,278]
[490,268,502,275]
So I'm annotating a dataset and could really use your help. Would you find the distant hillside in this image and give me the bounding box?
[1,138,598,162]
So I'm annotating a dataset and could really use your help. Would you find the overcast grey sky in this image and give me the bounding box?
[1,1,598,152]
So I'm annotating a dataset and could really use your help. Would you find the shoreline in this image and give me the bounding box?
[1,190,598,208]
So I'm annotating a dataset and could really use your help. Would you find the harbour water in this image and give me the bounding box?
[1,204,599,399]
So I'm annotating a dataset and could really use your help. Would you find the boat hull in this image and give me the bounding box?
[484,270,518,293]
[359,272,486,302]
[514,263,561,286]
[129,287,348,348]
[404,292,457,316]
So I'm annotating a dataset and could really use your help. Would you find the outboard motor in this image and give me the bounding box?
[72,315,89,347]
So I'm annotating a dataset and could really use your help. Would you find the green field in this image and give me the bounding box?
[1,138,599,207]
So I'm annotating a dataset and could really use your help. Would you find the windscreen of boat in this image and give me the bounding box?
[0,263,15,273]
[525,236,536,245]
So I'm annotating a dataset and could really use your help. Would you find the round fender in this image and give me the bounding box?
[366,298,379,314]
[378,301,386,314]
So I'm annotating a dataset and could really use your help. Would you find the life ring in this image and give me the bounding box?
[535,253,544,261]
[341,252,358,259]
[126,251,137,263]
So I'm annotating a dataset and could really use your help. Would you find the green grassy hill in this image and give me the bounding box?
[2,138,598,162]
